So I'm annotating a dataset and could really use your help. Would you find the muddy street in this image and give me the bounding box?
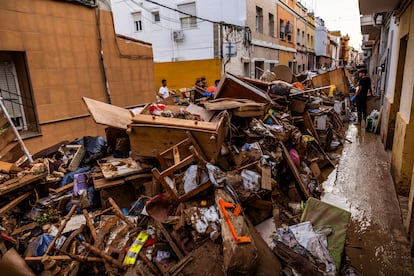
[322,122,414,275]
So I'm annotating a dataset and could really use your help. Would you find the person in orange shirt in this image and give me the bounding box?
[206,79,220,94]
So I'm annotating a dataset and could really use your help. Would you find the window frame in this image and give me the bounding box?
[178,2,197,29]
[279,19,285,40]
[152,11,160,23]
[255,6,263,33]
[268,13,274,37]
[132,12,143,32]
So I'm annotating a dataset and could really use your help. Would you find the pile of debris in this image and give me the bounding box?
[0,68,354,275]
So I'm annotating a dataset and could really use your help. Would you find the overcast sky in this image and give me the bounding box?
[299,0,362,49]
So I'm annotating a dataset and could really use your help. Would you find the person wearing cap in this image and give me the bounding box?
[353,68,371,124]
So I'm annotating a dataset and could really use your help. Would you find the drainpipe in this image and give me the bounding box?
[95,5,112,104]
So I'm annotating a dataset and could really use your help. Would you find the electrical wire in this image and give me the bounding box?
[143,0,245,29]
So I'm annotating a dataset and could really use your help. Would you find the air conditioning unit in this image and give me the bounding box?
[173,30,184,41]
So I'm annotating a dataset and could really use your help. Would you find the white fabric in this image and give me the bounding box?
[158,86,169,99]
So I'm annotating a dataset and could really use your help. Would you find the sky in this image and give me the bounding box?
[299,0,362,49]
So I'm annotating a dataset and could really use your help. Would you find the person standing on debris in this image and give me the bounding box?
[206,79,220,94]
[200,77,207,89]
[158,79,169,99]
[352,68,371,124]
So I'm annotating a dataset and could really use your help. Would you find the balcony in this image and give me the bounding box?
[359,0,402,14]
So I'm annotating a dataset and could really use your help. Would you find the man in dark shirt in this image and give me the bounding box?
[354,68,371,124]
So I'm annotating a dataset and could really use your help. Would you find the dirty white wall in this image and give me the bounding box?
[384,16,400,103]
[398,3,414,122]
[111,0,246,63]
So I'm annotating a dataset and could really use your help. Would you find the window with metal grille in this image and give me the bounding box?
[178,2,197,29]
[132,12,143,32]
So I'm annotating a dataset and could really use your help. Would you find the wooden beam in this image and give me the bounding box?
[154,221,184,260]
[280,142,311,198]
[0,191,32,216]
[25,256,103,262]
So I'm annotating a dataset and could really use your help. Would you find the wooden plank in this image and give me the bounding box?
[82,97,133,130]
[83,209,97,241]
[0,173,46,196]
[233,109,265,118]
[215,189,258,274]
[186,132,208,163]
[93,177,124,190]
[0,112,7,127]
[155,220,185,260]
[0,191,32,216]
[32,140,69,160]
[214,73,271,103]
[12,222,38,236]
[0,161,22,173]
[152,168,179,202]
[128,125,221,162]
[186,103,214,121]
[303,111,320,143]
[260,165,272,191]
[97,156,142,179]
[0,127,16,150]
[280,142,311,199]
[273,241,326,276]
[25,256,103,262]
[179,181,211,202]
[203,98,265,111]
[0,142,24,163]
[49,182,74,194]
[131,114,218,131]
[311,68,349,96]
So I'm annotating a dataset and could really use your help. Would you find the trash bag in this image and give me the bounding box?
[72,136,107,164]
[269,85,290,96]
[28,233,54,256]
[183,165,209,193]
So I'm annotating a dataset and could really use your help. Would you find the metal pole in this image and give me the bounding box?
[0,97,33,163]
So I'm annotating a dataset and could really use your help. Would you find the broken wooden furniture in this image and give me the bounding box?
[311,68,350,96]
[152,132,211,202]
[129,112,225,164]
[214,72,272,104]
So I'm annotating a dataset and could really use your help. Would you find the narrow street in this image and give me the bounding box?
[322,122,414,275]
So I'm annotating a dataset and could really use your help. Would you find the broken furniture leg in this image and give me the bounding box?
[43,204,77,256]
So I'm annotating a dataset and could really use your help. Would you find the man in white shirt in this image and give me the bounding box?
[158,79,169,99]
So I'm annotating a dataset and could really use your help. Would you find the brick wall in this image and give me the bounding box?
[0,0,155,153]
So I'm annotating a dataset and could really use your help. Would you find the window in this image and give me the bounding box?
[0,52,38,135]
[256,6,263,33]
[286,21,292,42]
[152,11,160,23]
[296,28,300,45]
[132,12,143,32]
[279,19,285,39]
[268,13,274,37]
[307,34,310,46]
[178,2,197,29]
[244,62,250,78]
[302,31,305,46]
[254,61,264,79]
